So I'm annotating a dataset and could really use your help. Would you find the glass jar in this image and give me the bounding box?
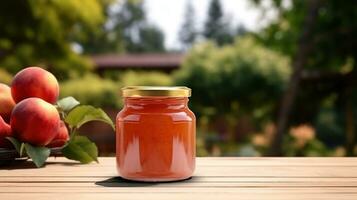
[116,86,196,182]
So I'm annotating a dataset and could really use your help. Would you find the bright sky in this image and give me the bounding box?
[144,0,277,49]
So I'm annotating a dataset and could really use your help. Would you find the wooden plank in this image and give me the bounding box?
[0,185,357,195]
[96,157,357,166]
[2,177,357,187]
[30,157,357,166]
[1,157,357,199]
[2,166,357,177]
[1,176,357,183]
[2,181,357,187]
[1,188,357,200]
[1,193,357,200]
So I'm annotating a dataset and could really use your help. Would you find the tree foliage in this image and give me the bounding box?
[0,0,111,79]
[253,0,357,154]
[203,0,234,46]
[257,0,357,71]
[82,0,165,54]
[117,0,165,53]
[128,25,165,52]
[179,1,198,50]
[175,37,290,122]
[60,71,173,109]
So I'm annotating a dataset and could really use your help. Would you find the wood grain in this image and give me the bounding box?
[1,157,357,200]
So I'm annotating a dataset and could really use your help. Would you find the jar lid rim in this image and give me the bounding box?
[121,86,191,97]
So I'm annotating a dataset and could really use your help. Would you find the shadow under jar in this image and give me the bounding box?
[116,86,196,182]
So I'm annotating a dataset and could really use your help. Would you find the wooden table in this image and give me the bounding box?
[1,157,357,200]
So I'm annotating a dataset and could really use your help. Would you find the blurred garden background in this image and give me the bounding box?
[0,0,357,157]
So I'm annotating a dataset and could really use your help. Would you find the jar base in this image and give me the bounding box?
[120,175,193,183]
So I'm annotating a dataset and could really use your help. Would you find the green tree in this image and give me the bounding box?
[113,0,145,52]
[82,0,165,54]
[175,37,290,142]
[131,25,165,52]
[203,0,233,45]
[179,1,197,50]
[236,24,247,36]
[0,0,111,79]
[116,0,165,53]
[253,0,357,155]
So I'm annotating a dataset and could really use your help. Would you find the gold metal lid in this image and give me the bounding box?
[121,86,191,97]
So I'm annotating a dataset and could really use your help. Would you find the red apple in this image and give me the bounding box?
[0,115,12,148]
[0,83,16,123]
[11,98,60,146]
[47,121,69,148]
[11,67,59,104]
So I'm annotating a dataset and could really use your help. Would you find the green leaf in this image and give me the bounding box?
[57,96,80,112]
[61,135,98,164]
[65,105,114,130]
[24,143,50,168]
[6,137,21,152]
[6,137,25,157]
[19,143,25,157]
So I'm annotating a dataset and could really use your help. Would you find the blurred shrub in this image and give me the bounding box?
[0,68,12,84]
[60,71,173,109]
[175,37,291,123]
[249,123,331,156]
[315,100,345,147]
[283,124,330,156]
[119,71,173,86]
[175,36,291,155]
[196,135,209,156]
[60,74,119,108]
[237,145,261,157]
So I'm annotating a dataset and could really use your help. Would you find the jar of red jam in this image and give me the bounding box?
[116,86,196,182]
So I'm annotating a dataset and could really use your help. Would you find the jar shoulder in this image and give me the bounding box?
[116,107,195,122]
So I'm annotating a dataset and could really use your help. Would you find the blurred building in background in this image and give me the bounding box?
[92,53,184,74]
